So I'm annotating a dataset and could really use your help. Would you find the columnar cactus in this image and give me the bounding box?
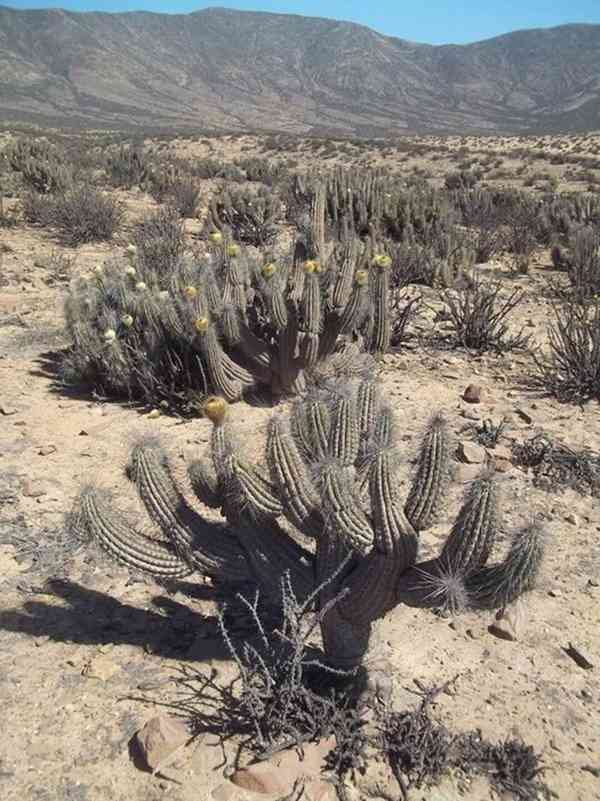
[63,231,389,409]
[73,378,545,669]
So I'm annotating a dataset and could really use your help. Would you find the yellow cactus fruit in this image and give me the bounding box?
[103,328,117,342]
[158,290,170,300]
[203,395,228,426]
[355,270,368,286]
[262,262,277,279]
[126,244,137,257]
[193,317,210,334]
[135,281,147,291]
[303,259,320,274]
[208,231,223,244]
[372,253,392,269]
[184,285,198,300]
[124,265,136,277]
[226,244,240,258]
[92,265,104,276]
[121,314,134,328]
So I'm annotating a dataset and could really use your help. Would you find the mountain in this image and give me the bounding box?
[0,5,599,135]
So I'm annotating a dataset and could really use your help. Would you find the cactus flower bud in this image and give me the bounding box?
[226,244,240,258]
[121,314,134,328]
[355,270,368,286]
[193,317,210,334]
[124,265,136,277]
[103,328,117,342]
[372,253,392,269]
[262,263,277,279]
[184,286,198,300]
[303,259,320,274]
[135,281,147,291]
[203,395,228,426]
[208,231,223,244]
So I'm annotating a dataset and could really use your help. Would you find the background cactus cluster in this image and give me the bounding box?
[74,378,545,669]
[62,201,398,409]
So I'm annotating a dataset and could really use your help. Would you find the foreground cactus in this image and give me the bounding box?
[73,377,545,669]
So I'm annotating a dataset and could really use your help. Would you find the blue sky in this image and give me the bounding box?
[3,1,600,44]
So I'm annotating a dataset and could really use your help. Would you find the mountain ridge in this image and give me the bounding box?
[0,5,599,134]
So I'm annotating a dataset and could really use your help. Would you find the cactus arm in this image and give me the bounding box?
[404,413,449,531]
[266,416,322,536]
[77,487,192,577]
[128,441,249,582]
[439,472,497,574]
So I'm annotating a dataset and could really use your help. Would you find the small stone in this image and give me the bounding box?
[230,765,286,795]
[463,384,483,404]
[22,478,49,498]
[82,654,121,681]
[146,409,161,419]
[548,588,562,598]
[211,784,238,801]
[492,445,512,461]
[492,456,512,473]
[134,714,189,772]
[38,444,57,456]
[588,578,599,588]
[488,605,522,641]
[457,441,486,464]
[514,408,533,424]
[0,402,18,415]
[565,513,579,526]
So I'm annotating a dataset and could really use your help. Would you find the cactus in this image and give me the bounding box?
[63,224,385,410]
[73,377,546,670]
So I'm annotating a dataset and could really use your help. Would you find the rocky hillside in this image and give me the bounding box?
[0,5,599,134]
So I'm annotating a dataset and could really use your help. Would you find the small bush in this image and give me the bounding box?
[22,184,123,244]
[534,300,600,402]
[440,278,529,353]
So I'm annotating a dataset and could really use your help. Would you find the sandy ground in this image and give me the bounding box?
[0,170,599,801]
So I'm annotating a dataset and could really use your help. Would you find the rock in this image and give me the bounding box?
[0,401,18,415]
[492,455,512,473]
[82,654,121,681]
[588,578,599,588]
[134,714,189,772]
[565,513,579,527]
[463,384,483,404]
[488,605,522,642]
[457,441,486,464]
[514,408,533,424]
[38,444,57,456]
[22,478,50,498]
[231,737,335,797]
[211,783,239,801]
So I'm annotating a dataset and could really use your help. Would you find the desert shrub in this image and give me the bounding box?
[164,175,201,218]
[440,278,529,353]
[513,433,600,496]
[105,144,148,188]
[206,185,281,245]
[534,300,600,402]
[131,205,186,274]
[6,137,71,194]
[22,185,123,244]
[567,226,600,297]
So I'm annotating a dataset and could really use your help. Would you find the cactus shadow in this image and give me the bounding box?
[0,577,230,661]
